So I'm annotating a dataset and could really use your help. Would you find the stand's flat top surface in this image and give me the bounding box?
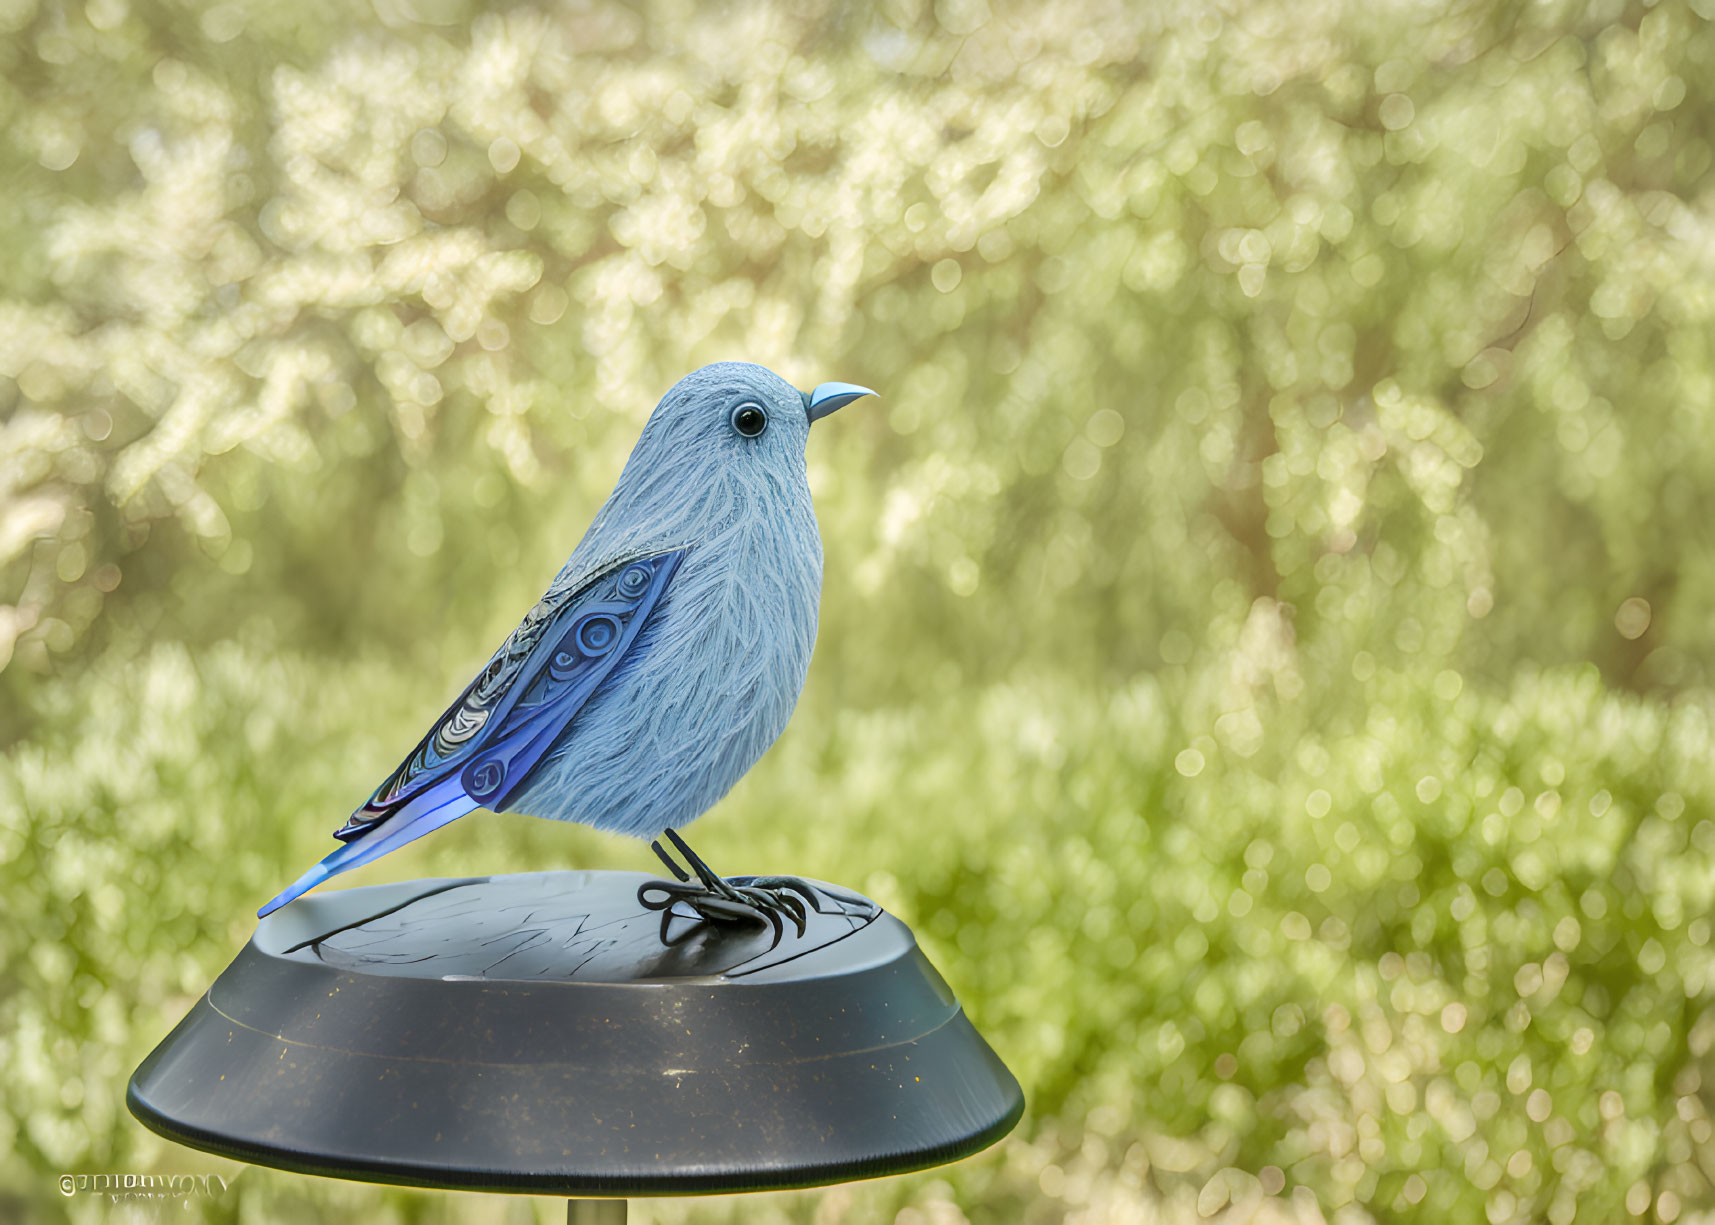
[128,871,1024,1196]
[255,869,886,984]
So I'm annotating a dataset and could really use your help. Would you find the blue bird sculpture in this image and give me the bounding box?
[258,363,875,927]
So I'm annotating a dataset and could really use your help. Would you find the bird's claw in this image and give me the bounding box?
[637,877,807,946]
[637,830,831,946]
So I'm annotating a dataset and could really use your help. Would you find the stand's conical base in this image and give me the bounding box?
[127,871,1023,1196]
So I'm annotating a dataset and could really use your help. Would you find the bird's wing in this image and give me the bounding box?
[333,547,686,842]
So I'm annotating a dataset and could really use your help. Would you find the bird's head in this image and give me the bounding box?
[616,361,876,506]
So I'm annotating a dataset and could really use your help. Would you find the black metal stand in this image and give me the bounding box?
[128,870,1023,1199]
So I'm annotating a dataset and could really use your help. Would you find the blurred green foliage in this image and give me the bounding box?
[3,0,1715,1222]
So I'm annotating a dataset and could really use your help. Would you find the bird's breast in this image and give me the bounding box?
[665,508,823,689]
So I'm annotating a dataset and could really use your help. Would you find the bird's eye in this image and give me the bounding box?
[730,402,768,438]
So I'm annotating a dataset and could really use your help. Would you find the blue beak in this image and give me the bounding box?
[803,381,878,425]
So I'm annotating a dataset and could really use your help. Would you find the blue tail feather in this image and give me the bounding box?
[258,779,479,917]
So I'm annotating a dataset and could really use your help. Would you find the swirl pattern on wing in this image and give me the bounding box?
[333,550,684,842]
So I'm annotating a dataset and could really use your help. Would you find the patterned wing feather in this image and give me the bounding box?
[333,548,686,841]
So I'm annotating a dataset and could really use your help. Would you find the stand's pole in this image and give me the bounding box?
[567,1199,626,1224]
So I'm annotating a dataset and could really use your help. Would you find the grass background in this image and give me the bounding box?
[4,0,1715,1221]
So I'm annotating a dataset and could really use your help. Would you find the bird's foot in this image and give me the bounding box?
[637,829,868,946]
